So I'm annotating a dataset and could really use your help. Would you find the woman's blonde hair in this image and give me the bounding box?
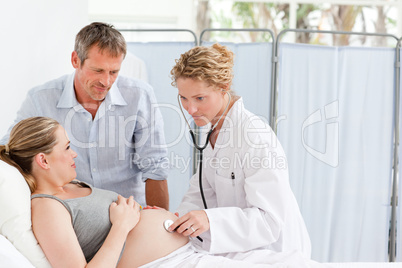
[170,43,234,91]
[0,117,60,193]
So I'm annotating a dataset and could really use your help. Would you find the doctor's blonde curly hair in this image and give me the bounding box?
[170,43,234,91]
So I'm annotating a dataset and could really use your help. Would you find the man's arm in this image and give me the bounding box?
[145,179,169,210]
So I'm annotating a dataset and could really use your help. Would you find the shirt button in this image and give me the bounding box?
[92,168,97,172]
[87,118,91,122]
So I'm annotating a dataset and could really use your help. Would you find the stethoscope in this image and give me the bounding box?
[177,91,231,210]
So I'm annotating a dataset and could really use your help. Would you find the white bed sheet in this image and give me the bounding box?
[2,233,401,268]
[0,234,34,268]
[325,263,402,268]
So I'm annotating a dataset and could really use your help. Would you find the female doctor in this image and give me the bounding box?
[169,43,311,258]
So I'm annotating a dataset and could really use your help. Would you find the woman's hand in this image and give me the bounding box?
[168,210,209,238]
[109,195,141,233]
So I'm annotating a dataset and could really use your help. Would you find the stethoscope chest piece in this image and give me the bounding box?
[163,219,174,233]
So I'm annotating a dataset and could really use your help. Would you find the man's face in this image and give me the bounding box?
[71,46,124,104]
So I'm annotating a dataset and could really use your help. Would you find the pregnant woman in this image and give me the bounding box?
[0,117,319,267]
[0,117,191,267]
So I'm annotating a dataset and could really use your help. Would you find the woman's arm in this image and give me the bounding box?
[32,197,89,267]
[32,195,140,268]
[88,195,140,267]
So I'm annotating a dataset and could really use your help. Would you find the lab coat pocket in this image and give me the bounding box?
[214,171,237,207]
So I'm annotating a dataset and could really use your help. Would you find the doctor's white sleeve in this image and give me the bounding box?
[199,136,310,257]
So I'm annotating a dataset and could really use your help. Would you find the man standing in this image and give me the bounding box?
[1,22,169,209]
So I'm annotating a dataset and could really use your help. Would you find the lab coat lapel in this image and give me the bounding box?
[211,97,243,156]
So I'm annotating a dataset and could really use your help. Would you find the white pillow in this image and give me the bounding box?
[0,234,35,267]
[0,160,51,268]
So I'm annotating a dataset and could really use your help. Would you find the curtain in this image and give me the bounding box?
[276,43,395,262]
[397,47,402,262]
[126,42,196,211]
[202,41,273,124]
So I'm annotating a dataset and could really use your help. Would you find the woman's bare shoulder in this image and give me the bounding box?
[31,195,70,220]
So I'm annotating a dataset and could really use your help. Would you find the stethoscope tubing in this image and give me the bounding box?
[189,129,213,209]
[178,92,231,210]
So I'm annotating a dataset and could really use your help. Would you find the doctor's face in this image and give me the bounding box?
[177,77,227,127]
[71,45,124,104]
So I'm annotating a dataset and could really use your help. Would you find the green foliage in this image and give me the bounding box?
[207,1,398,45]
[297,4,318,21]
[387,17,396,27]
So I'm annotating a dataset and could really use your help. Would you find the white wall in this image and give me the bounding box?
[88,0,196,31]
[0,0,88,138]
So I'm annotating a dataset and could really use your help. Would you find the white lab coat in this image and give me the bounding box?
[177,97,311,258]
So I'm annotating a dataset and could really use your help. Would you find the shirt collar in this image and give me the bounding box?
[57,72,127,109]
[57,72,78,108]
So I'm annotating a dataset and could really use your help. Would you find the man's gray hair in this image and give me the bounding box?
[74,22,127,65]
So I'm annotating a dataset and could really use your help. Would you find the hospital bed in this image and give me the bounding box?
[327,264,402,268]
[1,28,402,267]
[1,232,402,267]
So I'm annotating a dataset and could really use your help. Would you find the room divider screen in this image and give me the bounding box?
[121,29,198,211]
[119,28,402,262]
[274,29,399,262]
[200,28,275,128]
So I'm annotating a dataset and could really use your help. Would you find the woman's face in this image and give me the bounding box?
[45,126,78,182]
[177,77,227,127]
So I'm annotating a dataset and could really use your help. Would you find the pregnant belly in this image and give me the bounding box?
[118,209,189,267]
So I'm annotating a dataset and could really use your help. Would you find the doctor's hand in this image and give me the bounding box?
[168,210,209,238]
